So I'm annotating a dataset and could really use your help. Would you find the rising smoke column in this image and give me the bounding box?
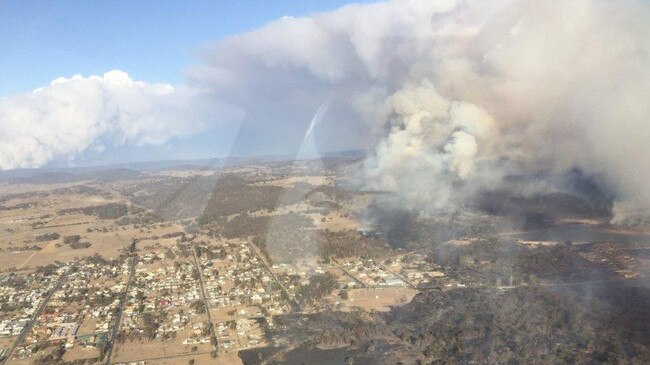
[188,0,650,223]
[352,0,650,222]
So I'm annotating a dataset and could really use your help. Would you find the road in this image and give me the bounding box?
[245,241,301,311]
[192,245,218,353]
[0,265,73,364]
[331,257,366,288]
[103,244,138,365]
[34,221,93,230]
[108,349,212,364]
[411,277,645,293]
[536,277,643,289]
[16,251,38,271]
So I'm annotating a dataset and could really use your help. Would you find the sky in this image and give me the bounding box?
[0,0,376,166]
[0,0,372,96]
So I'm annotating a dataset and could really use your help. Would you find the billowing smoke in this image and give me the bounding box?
[347,0,648,224]
[363,81,500,213]
[190,0,649,223]
[0,70,241,169]
[3,0,649,223]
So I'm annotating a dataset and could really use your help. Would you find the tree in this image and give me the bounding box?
[191,300,206,314]
[339,290,349,300]
[298,272,339,303]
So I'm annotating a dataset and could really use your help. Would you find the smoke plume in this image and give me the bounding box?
[2,0,649,223]
[190,0,650,222]
[0,70,240,169]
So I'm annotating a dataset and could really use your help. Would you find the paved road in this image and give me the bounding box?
[104,246,138,365]
[35,221,93,230]
[536,278,642,288]
[191,245,218,353]
[412,277,645,293]
[245,241,301,311]
[0,265,73,364]
[331,258,366,288]
[109,349,212,364]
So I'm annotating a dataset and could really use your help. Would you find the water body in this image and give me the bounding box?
[507,224,650,244]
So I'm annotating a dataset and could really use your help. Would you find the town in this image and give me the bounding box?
[0,226,452,364]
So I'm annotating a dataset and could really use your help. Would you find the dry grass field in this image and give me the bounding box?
[61,346,100,362]
[336,287,418,312]
[112,328,212,364]
[0,183,187,271]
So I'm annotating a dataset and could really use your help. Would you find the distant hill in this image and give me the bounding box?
[0,150,367,184]
[0,171,85,185]
[82,168,143,182]
[0,168,142,184]
[28,172,85,184]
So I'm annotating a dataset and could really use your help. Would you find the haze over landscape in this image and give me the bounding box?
[1,1,650,364]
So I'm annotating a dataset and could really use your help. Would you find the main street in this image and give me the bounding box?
[245,241,301,311]
[103,241,138,365]
[192,245,218,353]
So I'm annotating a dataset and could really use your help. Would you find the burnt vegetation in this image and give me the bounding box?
[474,169,615,229]
[255,284,650,364]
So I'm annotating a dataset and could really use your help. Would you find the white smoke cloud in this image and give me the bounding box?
[0,70,242,169]
[3,0,649,223]
[187,0,650,222]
